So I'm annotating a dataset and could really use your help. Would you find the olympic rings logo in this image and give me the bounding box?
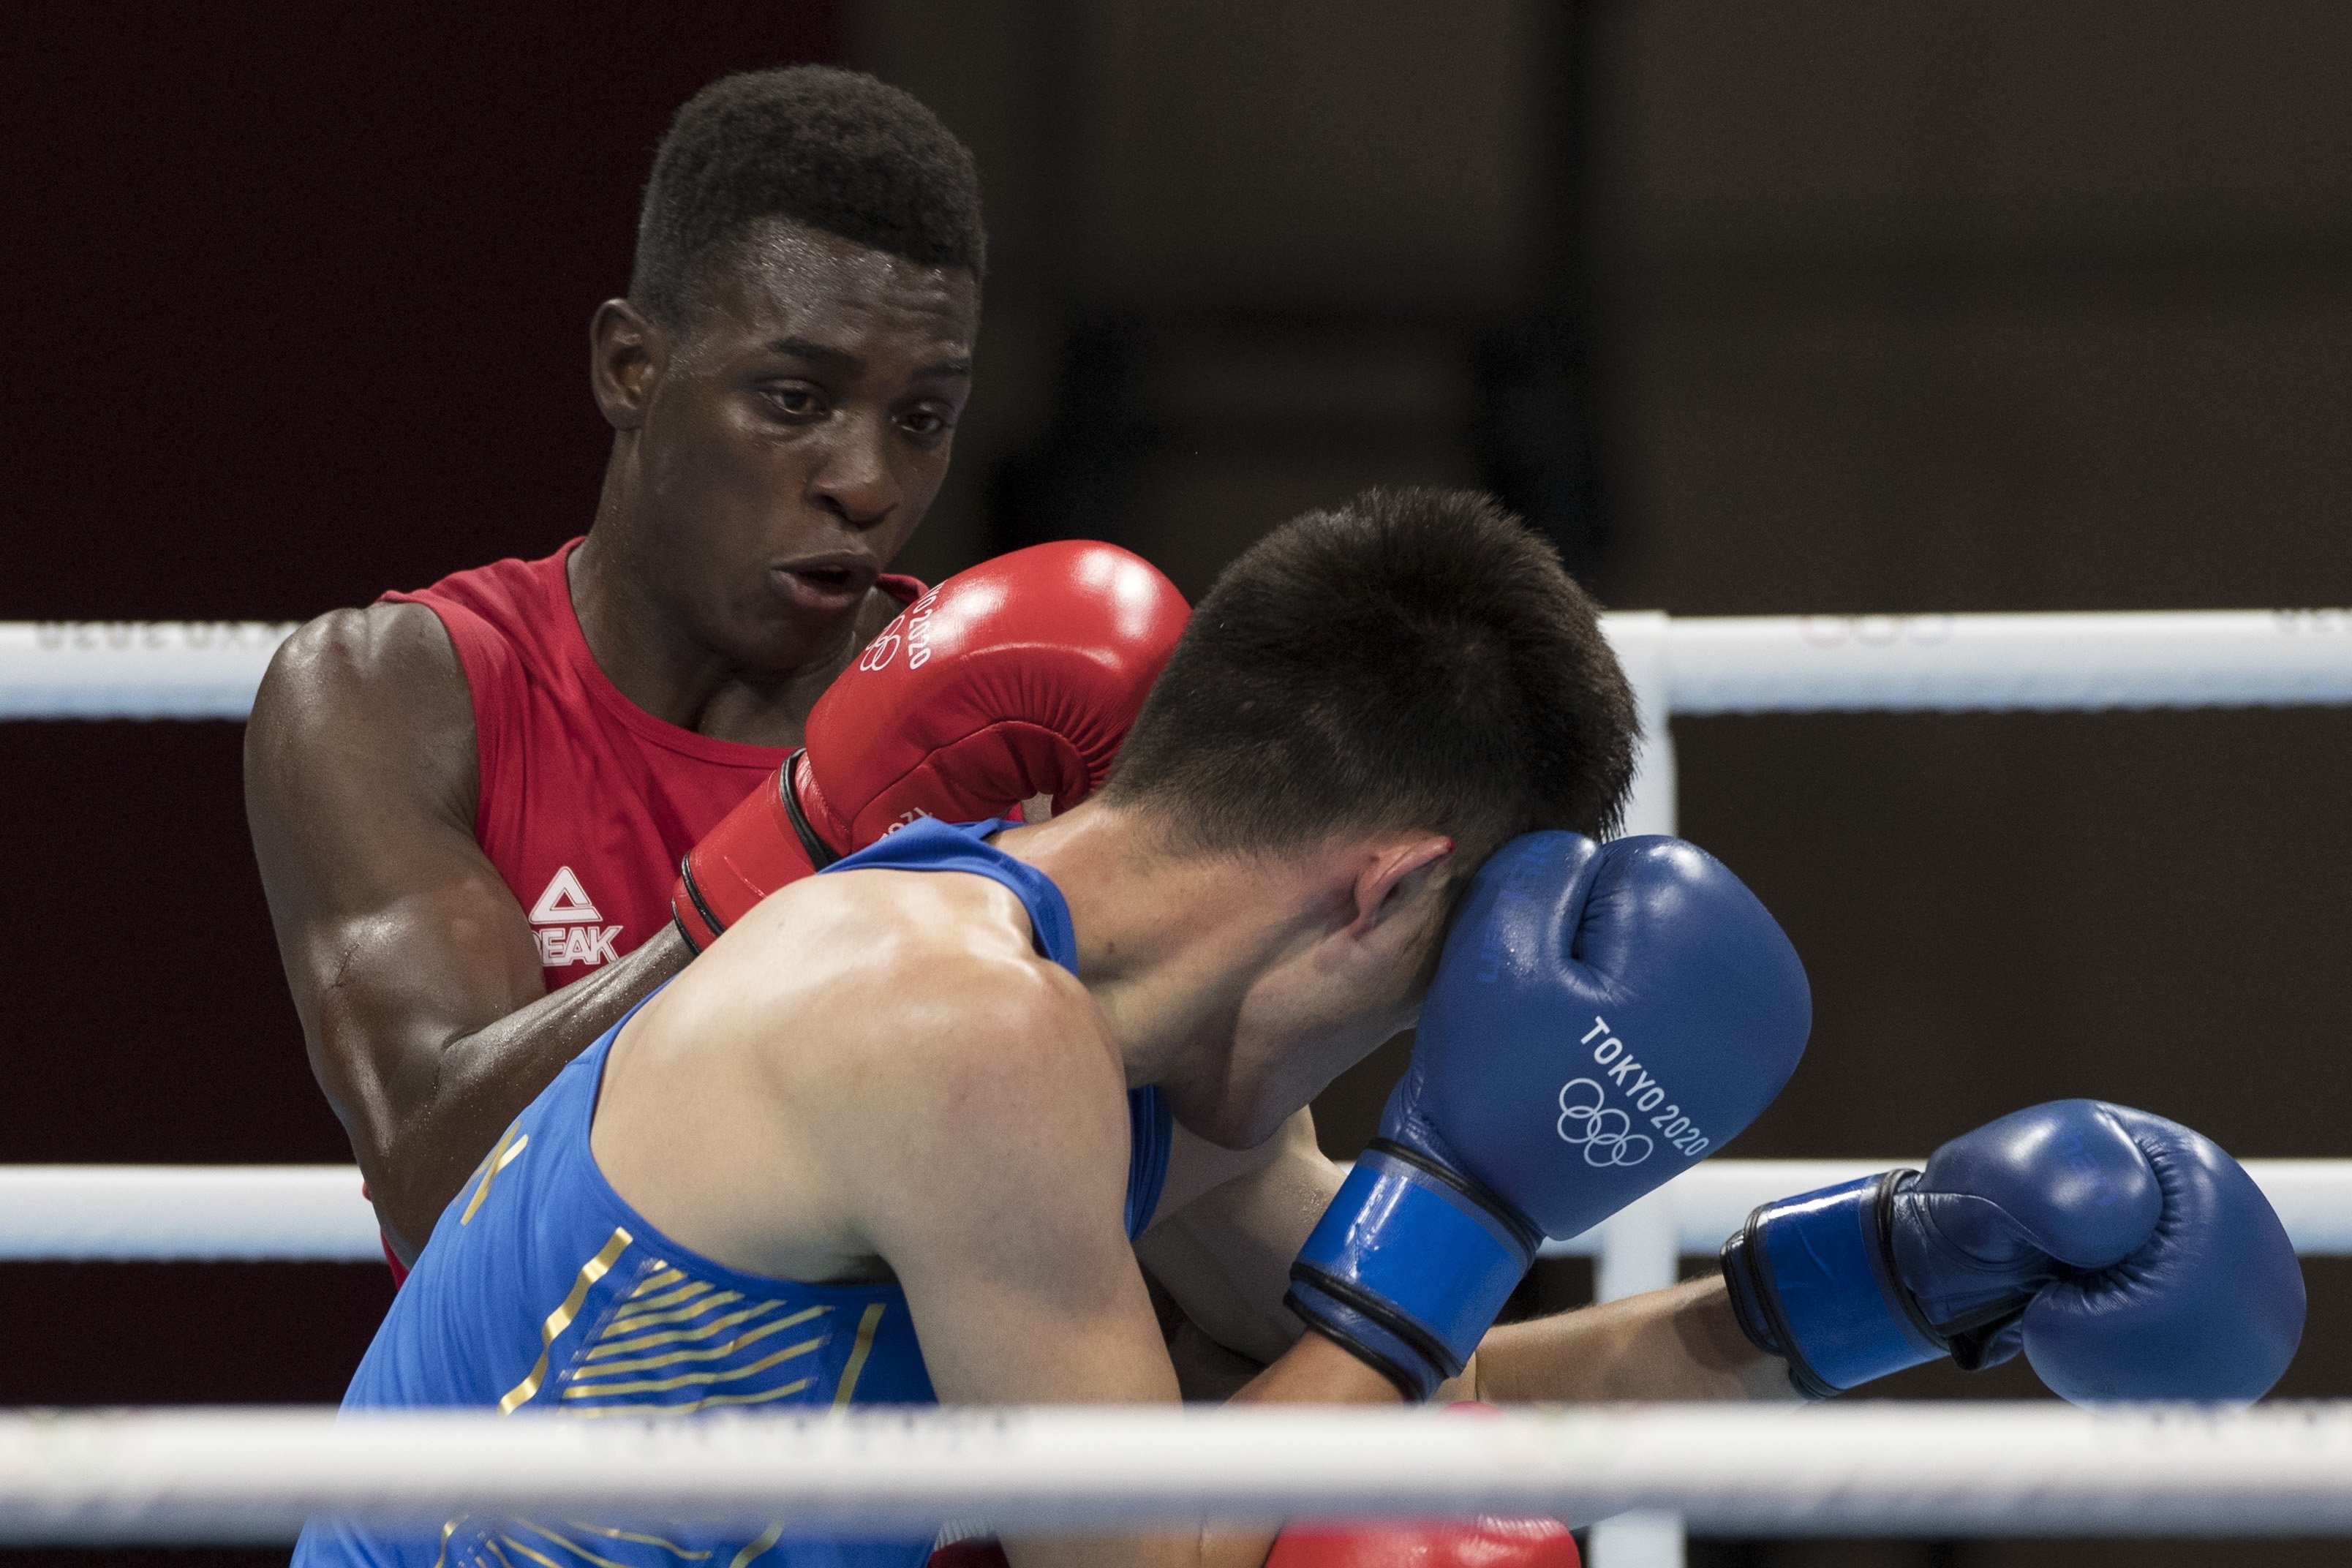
[856,590,941,675]
[1556,1078,1654,1168]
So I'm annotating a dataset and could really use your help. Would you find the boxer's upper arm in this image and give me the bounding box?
[848,970,1182,1410]
[1135,1109,1344,1365]
[243,606,544,1214]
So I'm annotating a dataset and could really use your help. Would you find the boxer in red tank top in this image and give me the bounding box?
[381,538,921,992]
[246,69,986,1263]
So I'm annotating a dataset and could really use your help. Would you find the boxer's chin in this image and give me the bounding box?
[722,592,861,674]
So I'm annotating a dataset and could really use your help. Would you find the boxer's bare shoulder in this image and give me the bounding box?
[593,863,1134,1286]
[247,602,476,844]
[252,606,468,766]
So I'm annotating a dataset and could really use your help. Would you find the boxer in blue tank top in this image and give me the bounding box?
[286,493,2292,1568]
[295,818,1171,1568]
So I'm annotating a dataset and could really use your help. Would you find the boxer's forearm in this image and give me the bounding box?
[1171,1333,1397,1568]
[355,928,688,1259]
[1470,1275,1798,1403]
[1137,1132,1799,1404]
[1032,1333,1392,1567]
[1229,1322,1402,1407]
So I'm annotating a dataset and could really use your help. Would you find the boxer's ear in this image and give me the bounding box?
[1346,833,1455,937]
[589,298,665,431]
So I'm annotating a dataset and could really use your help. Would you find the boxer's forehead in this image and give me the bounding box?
[692,219,978,368]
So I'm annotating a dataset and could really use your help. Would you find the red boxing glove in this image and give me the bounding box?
[1262,1405,1578,1568]
[924,1545,1007,1568]
[1264,1519,1579,1568]
[926,1520,1575,1568]
[673,541,1189,952]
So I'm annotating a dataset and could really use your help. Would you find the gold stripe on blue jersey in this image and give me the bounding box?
[562,1335,825,1400]
[601,1287,740,1334]
[498,1227,631,1415]
[570,1305,824,1378]
[833,1302,889,1406]
[461,1125,531,1226]
[608,1279,717,1320]
[561,1379,817,1418]
[584,1300,803,1361]
[725,1523,785,1568]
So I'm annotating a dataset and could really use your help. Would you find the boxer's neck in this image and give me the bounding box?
[998,803,1419,1148]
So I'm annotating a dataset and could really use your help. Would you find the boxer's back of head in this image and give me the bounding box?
[1104,487,1636,869]
[630,65,985,328]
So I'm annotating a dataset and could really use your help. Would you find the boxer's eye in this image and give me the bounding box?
[758,382,827,421]
[897,404,953,442]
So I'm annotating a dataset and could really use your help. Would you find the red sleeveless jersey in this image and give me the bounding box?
[383,538,922,990]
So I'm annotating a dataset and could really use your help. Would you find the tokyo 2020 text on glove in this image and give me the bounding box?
[1288,830,1814,1399]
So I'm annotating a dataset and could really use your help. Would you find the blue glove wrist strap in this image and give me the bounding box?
[1286,1145,1534,1400]
[1725,1170,1945,1397]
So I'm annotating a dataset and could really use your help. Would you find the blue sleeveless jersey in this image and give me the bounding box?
[296,818,1172,1568]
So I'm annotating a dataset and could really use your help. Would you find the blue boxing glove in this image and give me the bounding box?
[1721,1100,2305,1402]
[1286,832,1812,1398]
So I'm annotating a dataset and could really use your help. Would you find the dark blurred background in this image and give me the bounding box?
[3,4,2348,1566]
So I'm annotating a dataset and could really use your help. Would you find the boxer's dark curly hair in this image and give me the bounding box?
[630,65,984,327]
[1107,489,1637,865]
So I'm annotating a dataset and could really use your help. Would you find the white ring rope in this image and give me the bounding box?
[0,1166,383,1262]
[2,1159,2342,1263]
[4,610,2350,719]
[0,1403,2348,1543]
[1646,608,2352,713]
[0,622,295,719]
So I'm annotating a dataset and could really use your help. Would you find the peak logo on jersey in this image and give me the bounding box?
[528,866,622,968]
[527,866,599,923]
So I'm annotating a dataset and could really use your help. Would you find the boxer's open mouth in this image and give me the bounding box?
[771,554,878,612]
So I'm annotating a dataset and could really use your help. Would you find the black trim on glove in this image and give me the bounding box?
[1719,1168,1941,1401]
[781,750,841,870]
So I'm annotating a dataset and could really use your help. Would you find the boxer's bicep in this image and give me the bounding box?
[1136,1109,1341,1365]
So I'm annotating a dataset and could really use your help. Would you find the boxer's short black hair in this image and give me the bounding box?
[1107,488,1637,864]
[630,65,984,328]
